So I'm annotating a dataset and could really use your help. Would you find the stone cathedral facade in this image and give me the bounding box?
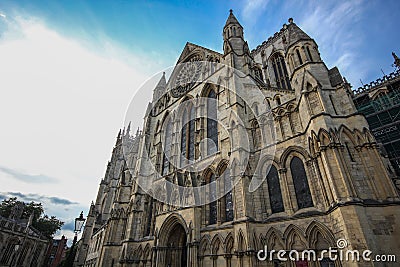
[76,11,400,267]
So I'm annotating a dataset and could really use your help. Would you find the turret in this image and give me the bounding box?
[223,9,244,50]
[223,10,252,74]
[152,72,167,102]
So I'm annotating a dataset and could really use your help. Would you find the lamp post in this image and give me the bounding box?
[64,211,85,267]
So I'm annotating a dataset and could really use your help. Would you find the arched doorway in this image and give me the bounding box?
[164,223,187,267]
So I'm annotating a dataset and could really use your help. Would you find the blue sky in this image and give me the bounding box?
[0,0,399,243]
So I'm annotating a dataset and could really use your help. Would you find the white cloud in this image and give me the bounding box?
[0,16,159,214]
[242,0,269,25]
[297,0,367,85]
[0,14,165,243]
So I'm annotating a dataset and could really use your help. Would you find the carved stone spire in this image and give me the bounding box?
[392,52,400,70]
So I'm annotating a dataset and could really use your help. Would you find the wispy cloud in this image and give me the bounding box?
[0,166,57,183]
[0,13,6,19]
[288,0,368,86]
[241,0,269,25]
[0,191,84,244]
[0,191,78,205]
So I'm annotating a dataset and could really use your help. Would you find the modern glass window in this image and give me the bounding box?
[290,156,313,209]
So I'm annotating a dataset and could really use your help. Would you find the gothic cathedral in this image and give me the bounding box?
[76,11,400,267]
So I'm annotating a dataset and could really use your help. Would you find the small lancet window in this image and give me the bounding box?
[296,49,303,65]
[306,46,313,62]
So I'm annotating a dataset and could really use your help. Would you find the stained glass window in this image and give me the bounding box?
[267,166,284,213]
[162,118,172,176]
[224,168,234,222]
[290,156,313,209]
[272,53,292,90]
[207,90,218,154]
[209,173,217,225]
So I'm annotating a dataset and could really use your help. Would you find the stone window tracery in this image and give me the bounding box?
[290,156,313,209]
[271,53,292,90]
[180,104,196,166]
[207,89,218,155]
[223,167,234,222]
[162,117,172,176]
[208,173,217,225]
[296,49,303,65]
[267,165,284,213]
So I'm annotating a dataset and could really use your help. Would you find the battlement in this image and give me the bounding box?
[354,69,400,95]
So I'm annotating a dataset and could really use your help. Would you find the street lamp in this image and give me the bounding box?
[75,212,85,235]
[64,211,85,267]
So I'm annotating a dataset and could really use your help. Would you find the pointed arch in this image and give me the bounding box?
[220,162,234,222]
[339,126,358,162]
[224,233,234,253]
[134,245,143,261]
[211,234,222,254]
[338,125,357,146]
[354,128,366,146]
[158,213,188,245]
[237,229,246,252]
[206,87,218,155]
[265,227,285,251]
[280,145,311,166]
[200,235,211,256]
[284,224,307,251]
[318,128,331,146]
[291,156,314,209]
[305,221,336,248]
[309,130,319,156]
[270,52,291,89]
[207,171,217,225]
[161,112,173,176]
[251,120,262,150]
[363,127,376,144]
[180,98,196,165]
[216,160,229,176]
[143,243,151,260]
[267,165,285,213]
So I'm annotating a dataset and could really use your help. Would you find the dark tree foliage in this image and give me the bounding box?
[0,197,64,238]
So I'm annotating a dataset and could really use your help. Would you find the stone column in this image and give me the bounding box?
[278,168,294,215]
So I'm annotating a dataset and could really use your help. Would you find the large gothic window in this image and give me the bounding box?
[145,197,153,236]
[162,117,172,176]
[208,173,217,225]
[271,53,292,90]
[223,167,234,222]
[207,89,218,155]
[290,156,313,209]
[267,165,284,213]
[180,104,195,165]
[252,121,261,150]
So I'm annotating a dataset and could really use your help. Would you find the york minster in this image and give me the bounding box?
[75,11,400,267]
